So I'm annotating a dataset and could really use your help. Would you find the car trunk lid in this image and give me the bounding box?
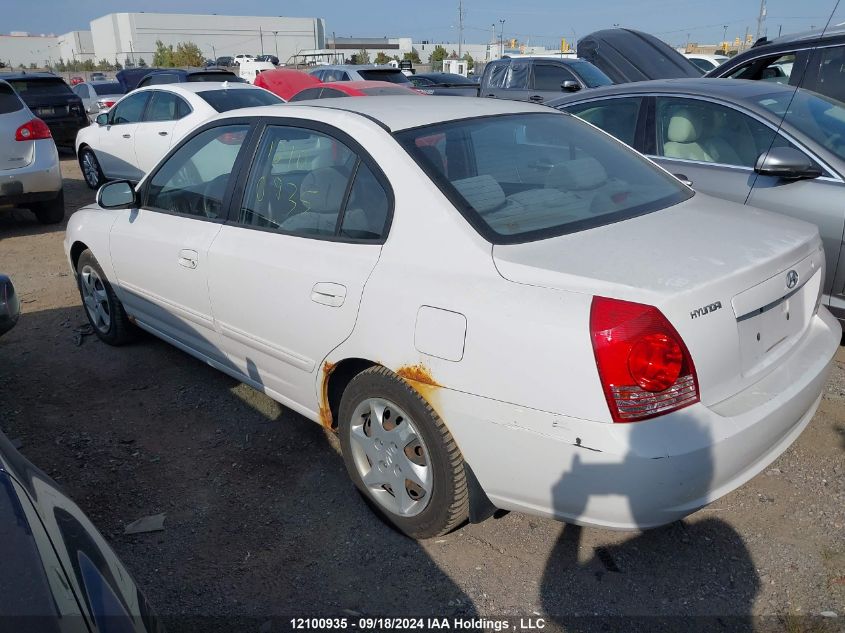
[492,194,824,406]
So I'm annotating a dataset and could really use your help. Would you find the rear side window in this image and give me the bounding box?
[74,84,90,99]
[357,70,410,84]
[8,79,73,97]
[486,62,509,89]
[504,62,530,89]
[197,88,283,112]
[145,91,190,121]
[802,46,845,103]
[566,97,643,147]
[0,83,23,114]
[92,82,123,95]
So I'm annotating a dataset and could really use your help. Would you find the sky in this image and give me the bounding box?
[2,0,842,49]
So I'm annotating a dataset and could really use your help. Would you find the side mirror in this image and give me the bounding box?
[96,113,109,126]
[562,80,581,92]
[0,274,21,337]
[754,146,822,180]
[97,180,136,210]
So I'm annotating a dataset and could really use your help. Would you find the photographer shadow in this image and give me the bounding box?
[540,414,760,632]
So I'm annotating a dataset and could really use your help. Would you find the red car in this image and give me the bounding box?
[254,68,320,100]
[69,76,84,86]
[289,80,422,101]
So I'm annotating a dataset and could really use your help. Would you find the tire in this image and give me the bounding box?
[79,147,105,190]
[76,249,135,345]
[338,366,468,539]
[31,189,65,225]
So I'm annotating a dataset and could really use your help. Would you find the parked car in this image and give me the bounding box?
[3,73,88,149]
[706,25,845,103]
[136,68,245,89]
[238,60,277,83]
[308,64,413,84]
[69,75,84,86]
[76,82,283,188]
[0,429,162,631]
[479,57,612,103]
[254,68,322,100]
[233,54,255,65]
[289,80,422,100]
[408,72,480,96]
[116,67,166,93]
[90,71,107,81]
[577,28,703,83]
[684,54,729,72]
[215,56,235,67]
[255,54,280,65]
[0,274,20,336]
[71,80,125,120]
[0,79,64,224]
[65,96,839,539]
[550,78,845,320]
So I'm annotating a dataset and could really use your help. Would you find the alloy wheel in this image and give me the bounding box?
[82,152,100,188]
[79,265,111,333]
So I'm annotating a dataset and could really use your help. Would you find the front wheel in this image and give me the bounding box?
[76,249,135,345]
[338,366,469,539]
[79,148,104,190]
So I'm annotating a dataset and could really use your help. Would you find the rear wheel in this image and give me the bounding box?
[76,249,135,345]
[30,189,64,224]
[338,366,468,539]
[79,148,104,189]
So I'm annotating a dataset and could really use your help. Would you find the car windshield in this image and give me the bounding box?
[395,112,691,243]
[357,69,411,84]
[92,82,123,95]
[429,74,476,85]
[197,88,283,112]
[568,61,613,88]
[7,78,73,97]
[360,86,417,96]
[756,89,845,162]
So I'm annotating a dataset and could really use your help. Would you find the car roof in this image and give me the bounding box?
[2,72,62,80]
[222,95,548,132]
[316,64,402,71]
[134,81,263,96]
[765,24,845,46]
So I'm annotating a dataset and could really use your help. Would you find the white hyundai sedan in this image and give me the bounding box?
[75,82,283,189]
[64,97,840,539]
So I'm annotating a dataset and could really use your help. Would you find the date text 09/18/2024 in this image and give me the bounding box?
[289,617,547,631]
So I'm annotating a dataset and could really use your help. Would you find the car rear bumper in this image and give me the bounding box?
[0,140,62,206]
[432,307,841,529]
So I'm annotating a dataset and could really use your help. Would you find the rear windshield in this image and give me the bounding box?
[395,112,691,243]
[186,72,243,83]
[357,69,411,84]
[7,78,73,97]
[757,89,845,163]
[92,82,123,95]
[361,86,417,96]
[197,88,283,112]
[0,83,23,113]
[568,61,614,88]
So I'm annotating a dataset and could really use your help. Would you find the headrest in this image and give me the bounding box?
[667,111,701,143]
[545,157,608,191]
[300,168,348,214]
[451,175,506,214]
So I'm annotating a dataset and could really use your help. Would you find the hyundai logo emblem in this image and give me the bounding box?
[786,270,799,289]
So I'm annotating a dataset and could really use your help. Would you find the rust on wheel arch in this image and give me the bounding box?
[395,363,441,387]
[318,360,337,430]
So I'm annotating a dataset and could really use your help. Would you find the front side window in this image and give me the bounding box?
[533,64,577,91]
[109,92,149,124]
[655,97,785,167]
[144,91,189,122]
[145,124,249,218]
[757,89,845,163]
[396,112,690,242]
[238,125,389,240]
[568,61,614,88]
[566,97,643,147]
[727,53,801,84]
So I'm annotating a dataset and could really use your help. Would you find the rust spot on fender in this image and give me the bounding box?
[395,363,441,387]
[318,361,337,430]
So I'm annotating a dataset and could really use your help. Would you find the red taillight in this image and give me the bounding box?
[99,100,116,108]
[590,296,699,423]
[15,118,52,142]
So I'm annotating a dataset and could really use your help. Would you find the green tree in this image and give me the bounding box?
[152,40,175,67]
[374,51,391,65]
[462,51,474,71]
[29,62,37,69]
[353,48,371,65]
[173,42,204,67]
[55,58,66,72]
[124,56,133,68]
[82,59,95,71]
[96,58,111,71]
[403,48,421,63]
[428,45,448,69]
[137,57,147,68]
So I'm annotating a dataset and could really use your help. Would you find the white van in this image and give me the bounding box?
[238,60,277,83]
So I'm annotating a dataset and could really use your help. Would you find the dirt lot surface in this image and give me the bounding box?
[1,158,844,632]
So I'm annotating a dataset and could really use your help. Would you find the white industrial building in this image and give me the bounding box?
[0,31,94,68]
[90,13,326,66]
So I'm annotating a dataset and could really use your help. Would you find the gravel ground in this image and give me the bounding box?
[0,158,843,632]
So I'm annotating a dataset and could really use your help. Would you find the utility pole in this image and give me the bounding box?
[755,0,767,41]
[272,31,279,58]
[743,26,749,51]
[722,25,728,52]
[458,0,464,58]
[260,27,264,55]
[499,19,505,58]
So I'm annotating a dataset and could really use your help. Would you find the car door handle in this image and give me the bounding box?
[485,94,496,98]
[122,133,131,139]
[311,282,346,307]
[529,95,544,102]
[158,131,168,136]
[178,249,198,269]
